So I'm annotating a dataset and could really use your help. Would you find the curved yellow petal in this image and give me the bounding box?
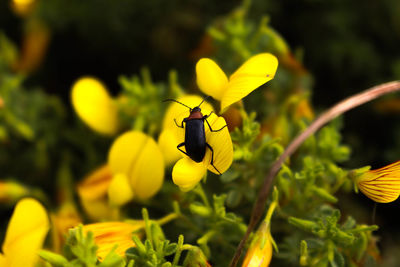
[2,198,49,267]
[108,173,134,206]
[108,131,148,176]
[221,76,272,112]
[230,53,279,80]
[108,131,164,200]
[158,128,182,166]
[355,161,400,203]
[204,113,233,175]
[196,58,228,101]
[221,53,278,112]
[172,158,207,191]
[77,164,112,201]
[71,77,120,135]
[162,94,214,130]
[129,136,165,200]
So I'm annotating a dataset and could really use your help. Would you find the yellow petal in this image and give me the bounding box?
[162,94,214,130]
[71,77,119,135]
[230,53,279,80]
[108,131,148,176]
[196,58,228,101]
[203,112,233,175]
[221,53,278,111]
[221,76,272,112]
[158,128,182,166]
[2,198,49,267]
[355,161,400,203]
[108,131,164,200]
[77,164,112,201]
[129,136,165,200]
[108,173,134,206]
[172,158,207,191]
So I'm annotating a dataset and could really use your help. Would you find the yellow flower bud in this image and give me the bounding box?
[242,221,273,267]
[0,198,49,267]
[108,131,164,202]
[353,161,400,203]
[71,77,120,135]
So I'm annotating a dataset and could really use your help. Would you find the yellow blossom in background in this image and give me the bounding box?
[71,77,120,135]
[167,103,233,191]
[158,94,214,166]
[108,131,164,205]
[0,180,29,203]
[352,161,400,203]
[10,0,36,16]
[0,198,49,267]
[196,53,278,112]
[82,221,145,261]
[77,164,119,220]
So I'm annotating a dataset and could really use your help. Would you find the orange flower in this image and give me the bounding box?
[353,161,400,203]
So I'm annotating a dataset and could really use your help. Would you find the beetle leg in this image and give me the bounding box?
[206,143,222,175]
[203,111,214,120]
[174,118,185,128]
[177,142,189,156]
[204,118,227,132]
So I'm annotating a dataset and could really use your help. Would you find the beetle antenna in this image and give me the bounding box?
[163,99,192,110]
[198,95,210,107]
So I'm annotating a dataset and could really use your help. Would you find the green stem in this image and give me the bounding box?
[172,235,184,267]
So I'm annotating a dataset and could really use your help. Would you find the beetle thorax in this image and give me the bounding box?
[188,107,203,119]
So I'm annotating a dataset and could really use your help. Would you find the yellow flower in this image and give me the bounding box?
[71,77,120,135]
[352,161,400,203]
[196,53,278,112]
[77,164,120,220]
[82,221,145,261]
[0,198,49,267]
[108,131,165,205]
[158,95,214,166]
[161,96,233,191]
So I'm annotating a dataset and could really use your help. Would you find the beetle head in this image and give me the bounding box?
[191,106,201,113]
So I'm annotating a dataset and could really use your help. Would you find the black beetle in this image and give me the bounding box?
[164,98,227,174]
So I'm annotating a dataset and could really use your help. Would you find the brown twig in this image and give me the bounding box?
[230,80,400,267]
